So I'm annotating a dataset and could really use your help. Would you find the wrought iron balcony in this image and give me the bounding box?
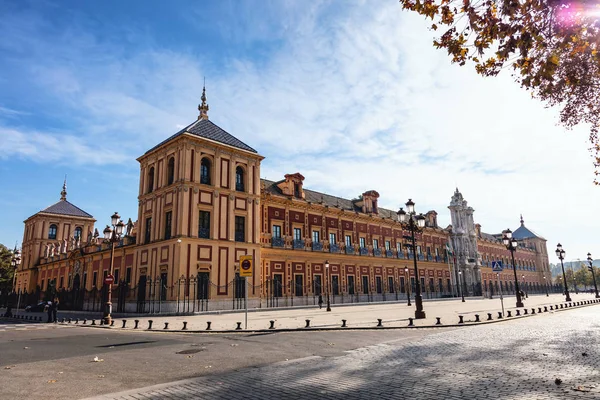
[198,228,210,239]
[418,254,424,261]
[236,182,245,192]
[397,252,405,259]
[235,232,245,242]
[200,175,210,185]
[345,246,355,255]
[359,247,369,256]
[329,244,339,253]
[385,250,393,258]
[312,242,323,251]
[373,248,382,257]
[293,239,305,250]
[272,237,285,248]
[427,254,433,261]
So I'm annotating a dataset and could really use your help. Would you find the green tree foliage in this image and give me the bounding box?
[0,244,15,289]
[399,0,600,182]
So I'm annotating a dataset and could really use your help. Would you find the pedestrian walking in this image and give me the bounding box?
[52,297,59,323]
[318,294,323,309]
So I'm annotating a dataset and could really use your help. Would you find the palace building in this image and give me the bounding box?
[13,91,552,311]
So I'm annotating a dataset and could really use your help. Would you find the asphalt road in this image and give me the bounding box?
[0,317,440,399]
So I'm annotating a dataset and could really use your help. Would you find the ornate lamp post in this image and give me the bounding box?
[555,244,571,301]
[543,275,549,297]
[102,212,125,325]
[324,260,331,312]
[404,266,411,306]
[11,248,21,292]
[397,199,426,319]
[458,270,465,302]
[586,253,599,298]
[502,229,524,308]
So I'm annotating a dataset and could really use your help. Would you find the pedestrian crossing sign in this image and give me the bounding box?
[491,261,503,272]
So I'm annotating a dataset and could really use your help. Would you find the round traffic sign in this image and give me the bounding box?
[241,259,251,271]
[104,275,115,285]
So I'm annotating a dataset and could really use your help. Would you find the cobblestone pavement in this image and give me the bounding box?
[91,305,600,400]
[0,321,73,332]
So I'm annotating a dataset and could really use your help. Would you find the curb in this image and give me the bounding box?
[15,298,598,334]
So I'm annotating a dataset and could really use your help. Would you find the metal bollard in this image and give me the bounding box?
[83,319,87,324]
[68,318,72,324]
[61,318,65,323]
[408,318,414,326]
[91,320,96,326]
[507,310,512,317]
[148,320,153,330]
[305,319,311,328]
[550,305,553,310]
[498,312,503,319]
[436,317,442,325]
[164,322,169,330]
[555,304,559,309]
[560,304,563,309]
[110,320,115,327]
[458,316,464,324]
[516,310,521,316]
[134,320,139,329]
[524,309,528,315]
[341,319,347,328]
[377,319,383,327]
[205,321,210,330]
[75,318,79,324]
[122,320,126,328]
[531,308,535,314]
[487,313,493,321]
[269,320,275,329]
[235,322,242,330]
[474,314,480,322]
[183,321,188,330]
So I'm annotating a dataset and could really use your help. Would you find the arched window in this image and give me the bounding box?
[48,224,57,240]
[167,157,175,185]
[235,166,244,192]
[200,158,211,185]
[147,167,155,193]
[74,227,82,240]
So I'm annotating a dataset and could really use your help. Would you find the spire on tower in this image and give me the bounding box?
[198,78,209,120]
[520,214,524,226]
[60,175,67,201]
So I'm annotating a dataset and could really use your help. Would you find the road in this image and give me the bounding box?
[1,303,598,399]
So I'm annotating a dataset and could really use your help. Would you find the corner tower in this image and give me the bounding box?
[135,89,264,305]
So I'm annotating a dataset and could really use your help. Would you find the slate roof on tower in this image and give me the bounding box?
[31,179,94,219]
[512,215,545,240]
[145,87,257,155]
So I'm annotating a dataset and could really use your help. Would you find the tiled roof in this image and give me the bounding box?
[261,179,400,220]
[39,200,94,219]
[146,119,257,155]
[480,232,500,242]
[512,224,545,240]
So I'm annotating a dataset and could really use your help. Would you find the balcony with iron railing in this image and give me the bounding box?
[235,232,245,242]
[271,237,285,248]
[330,244,340,253]
[312,241,323,251]
[345,246,355,255]
[397,251,405,259]
[385,250,393,258]
[198,228,210,239]
[359,247,369,256]
[373,248,382,257]
[236,182,245,192]
[293,239,305,250]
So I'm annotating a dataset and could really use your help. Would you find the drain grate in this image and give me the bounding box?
[176,349,205,355]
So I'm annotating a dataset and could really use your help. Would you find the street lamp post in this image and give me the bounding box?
[586,253,599,299]
[397,199,426,319]
[11,248,21,292]
[502,229,524,308]
[458,270,465,302]
[404,267,411,306]
[324,260,331,312]
[543,275,549,297]
[555,244,571,302]
[102,212,125,325]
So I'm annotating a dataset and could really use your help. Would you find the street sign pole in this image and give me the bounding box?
[239,255,253,330]
[497,273,504,317]
[245,277,248,330]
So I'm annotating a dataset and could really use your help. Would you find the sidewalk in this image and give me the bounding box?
[63,292,597,331]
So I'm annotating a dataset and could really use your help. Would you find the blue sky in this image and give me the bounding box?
[1,0,599,262]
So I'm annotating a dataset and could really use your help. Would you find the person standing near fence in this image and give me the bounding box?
[52,297,59,323]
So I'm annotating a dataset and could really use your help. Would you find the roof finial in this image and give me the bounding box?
[198,78,209,120]
[60,175,67,201]
[520,214,524,226]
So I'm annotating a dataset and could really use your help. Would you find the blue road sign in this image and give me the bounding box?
[491,261,503,272]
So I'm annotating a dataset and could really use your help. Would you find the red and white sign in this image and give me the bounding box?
[104,275,115,285]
